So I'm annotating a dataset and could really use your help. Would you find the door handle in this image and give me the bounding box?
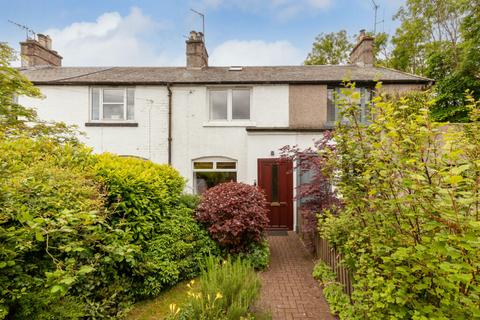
[270,202,286,207]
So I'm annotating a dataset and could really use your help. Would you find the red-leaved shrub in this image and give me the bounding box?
[196,182,269,253]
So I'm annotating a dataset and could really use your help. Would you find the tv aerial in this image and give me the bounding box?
[371,0,384,34]
[8,20,36,40]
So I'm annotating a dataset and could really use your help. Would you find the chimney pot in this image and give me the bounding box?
[186,30,208,69]
[20,34,62,67]
[350,29,374,67]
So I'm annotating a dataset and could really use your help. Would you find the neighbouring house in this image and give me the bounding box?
[18,30,432,231]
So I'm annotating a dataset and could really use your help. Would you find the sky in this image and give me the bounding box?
[0,0,405,67]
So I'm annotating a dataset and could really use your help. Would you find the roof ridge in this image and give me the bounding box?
[47,67,117,83]
[377,66,433,81]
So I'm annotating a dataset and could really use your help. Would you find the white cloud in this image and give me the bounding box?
[200,0,333,19]
[45,7,183,66]
[210,40,303,66]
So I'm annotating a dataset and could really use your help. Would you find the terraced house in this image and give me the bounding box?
[19,30,432,231]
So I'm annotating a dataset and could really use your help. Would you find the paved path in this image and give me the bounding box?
[257,232,334,320]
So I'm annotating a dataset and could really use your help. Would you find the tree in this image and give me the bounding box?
[304,30,353,65]
[0,43,77,141]
[390,0,465,75]
[305,30,391,67]
[390,0,480,122]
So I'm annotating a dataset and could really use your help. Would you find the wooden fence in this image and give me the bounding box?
[312,232,353,297]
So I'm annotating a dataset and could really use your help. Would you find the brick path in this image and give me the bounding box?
[257,232,334,320]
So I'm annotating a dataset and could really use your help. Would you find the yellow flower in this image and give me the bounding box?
[215,292,223,300]
[169,303,180,316]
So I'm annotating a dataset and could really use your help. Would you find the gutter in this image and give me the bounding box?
[167,83,173,165]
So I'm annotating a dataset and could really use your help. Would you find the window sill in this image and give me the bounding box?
[203,121,256,127]
[85,122,138,127]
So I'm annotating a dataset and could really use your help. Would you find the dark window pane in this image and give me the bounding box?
[216,162,236,169]
[195,172,237,194]
[232,89,250,120]
[271,164,279,202]
[210,90,228,120]
[91,88,100,120]
[127,88,135,120]
[327,88,335,122]
[193,162,214,169]
[103,89,124,103]
[103,104,124,120]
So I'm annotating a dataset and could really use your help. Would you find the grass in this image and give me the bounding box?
[126,279,197,320]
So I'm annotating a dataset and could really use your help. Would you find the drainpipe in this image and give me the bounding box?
[167,83,173,165]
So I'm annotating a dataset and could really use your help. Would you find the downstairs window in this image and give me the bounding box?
[193,158,237,194]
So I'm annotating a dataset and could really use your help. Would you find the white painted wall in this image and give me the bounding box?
[19,83,321,230]
[19,85,170,163]
[171,84,293,191]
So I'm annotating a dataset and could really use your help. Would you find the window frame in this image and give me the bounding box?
[327,86,372,125]
[89,87,135,122]
[192,157,238,194]
[207,87,252,122]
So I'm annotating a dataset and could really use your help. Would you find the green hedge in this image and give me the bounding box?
[0,139,218,319]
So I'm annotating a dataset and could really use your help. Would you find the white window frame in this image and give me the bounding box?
[89,87,135,122]
[192,157,238,194]
[207,87,252,122]
[327,87,372,125]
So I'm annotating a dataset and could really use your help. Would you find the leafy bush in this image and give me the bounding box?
[321,83,480,319]
[94,153,185,225]
[0,140,218,319]
[0,137,114,319]
[133,207,219,297]
[178,193,201,209]
[312,262,353,319]
[238,240,270,270]
[169,256,260,320]
[196,182,269,253]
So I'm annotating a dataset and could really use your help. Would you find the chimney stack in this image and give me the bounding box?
[20,34,62,68]
[186,31,208,69]
[349,29,374,66]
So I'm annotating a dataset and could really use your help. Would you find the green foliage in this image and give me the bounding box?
[0,43,78,142]
[321,83,480,319]
[312,261,336,283]
[94,153,185,225]
[312,262,353,319]
[390,0,479,122]
[304,30,391,67]
[0,143,219,319]
[170,256,260,320]
[304,30,353,65]
[0,137,115,319]
[134,207,220,297]
[179,193,201,209]
[237,240,270,270]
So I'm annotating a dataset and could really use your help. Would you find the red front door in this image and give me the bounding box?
[257,158,293,230]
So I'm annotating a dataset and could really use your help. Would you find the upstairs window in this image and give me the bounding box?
[327,87,371,124]
[209,88,251,121]
[91,88,135,121]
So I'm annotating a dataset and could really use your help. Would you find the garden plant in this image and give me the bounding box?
[0,43,218,319]
[319,83,480,319]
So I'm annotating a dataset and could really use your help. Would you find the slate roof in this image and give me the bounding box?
[20,65,432,85]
